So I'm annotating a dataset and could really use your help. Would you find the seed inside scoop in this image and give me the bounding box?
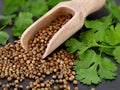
[28,14,72,56]
[0,14,79,90]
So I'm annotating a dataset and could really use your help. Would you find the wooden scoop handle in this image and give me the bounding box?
[71,0,105,17]
[21,0,105,58]
[42,0,105,58]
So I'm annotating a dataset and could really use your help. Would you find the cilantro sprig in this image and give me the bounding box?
[65,0,120,85]
[74,50,117,85]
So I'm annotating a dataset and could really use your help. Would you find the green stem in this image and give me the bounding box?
[0,24,7,31]
[93,41,115,48]
[78,46,90,55]
[97,44,115,48]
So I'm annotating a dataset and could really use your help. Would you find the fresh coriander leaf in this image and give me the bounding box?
[79,30,95,43]
[12,12,33,36]
[76,64,101,85]
[20,1,31,12]
[74,50,117,85]
[85,15,112,30]
[74,49,97,70]
[0,31,9,45]
[14,12,33,28]
[98,57,117,79]
[12,27,24,37]
[0,14,15,25]
[65,30,99,55]
[85,20,103,31]
[107,2,120,22]
[105,23,120,45]
[3,0,25,15]
[77,42,97,55]
[65,36,98,55]
[106,0,120,21]
[65,38,82,53]
[106,0,116,6]
[113,46,120,63]
[47,0,67,8]
[30,1,48,17]
[78,30,100,54]
[85,15,113,42]
[99,42,114,56]
[99,47,114,56]
[106,0,117,10]
[75,50,101,85]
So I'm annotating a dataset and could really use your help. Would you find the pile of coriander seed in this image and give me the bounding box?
[0,15,79,90]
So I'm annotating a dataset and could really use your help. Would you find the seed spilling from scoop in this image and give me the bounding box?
[0,15,80,90]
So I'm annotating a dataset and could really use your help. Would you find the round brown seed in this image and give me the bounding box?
[73,80,78,85]
[53,86,58,90]
[74,87,79,90]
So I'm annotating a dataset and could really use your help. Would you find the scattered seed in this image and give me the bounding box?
[14,88,18,90]
[59,85,64,89]
[26,86,30,90]
[0,82,2,86]
[73,80,78,85]
[53,86,58,90]
[91,87,96,90]
[52,75,57,79]
[7,77,12,81]
[74,86,79,90]
[0,14,79,89]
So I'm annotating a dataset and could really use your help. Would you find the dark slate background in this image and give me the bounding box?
[0,0,120,90]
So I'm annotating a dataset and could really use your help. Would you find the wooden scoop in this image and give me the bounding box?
[21,0,105,58]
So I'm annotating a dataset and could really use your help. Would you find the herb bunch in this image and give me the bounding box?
[0,0,67,45]
[65,0,120,85]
